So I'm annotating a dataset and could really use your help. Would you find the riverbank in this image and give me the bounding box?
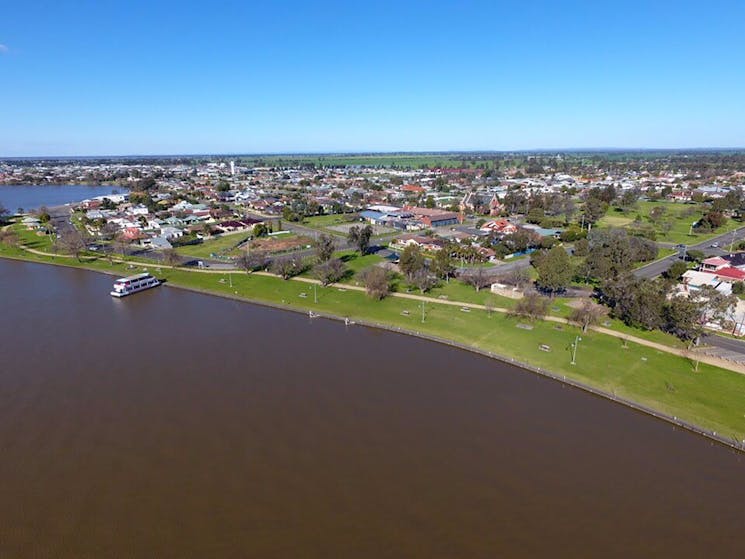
[3,240,745,448]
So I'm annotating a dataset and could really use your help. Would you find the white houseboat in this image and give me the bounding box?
[110,273,160,297]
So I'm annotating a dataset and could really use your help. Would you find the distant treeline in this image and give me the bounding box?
[4,150,745,175]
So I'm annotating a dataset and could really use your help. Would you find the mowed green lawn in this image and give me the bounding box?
[12,223,54,251]
[303,214,357,228]
[600,200,742,244]
[175,232,250,258]
[3,238,745,442]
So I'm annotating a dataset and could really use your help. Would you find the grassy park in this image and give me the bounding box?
[175,232,250,259]
[3,234,745,444]
[598,200,742,244]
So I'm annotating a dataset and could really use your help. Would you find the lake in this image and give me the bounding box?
[0,184,127,212]
[0,258,743,558]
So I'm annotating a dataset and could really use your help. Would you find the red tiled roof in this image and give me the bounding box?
[715,267,745,280]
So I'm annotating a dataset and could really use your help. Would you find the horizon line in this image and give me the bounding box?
[3,146,745,160]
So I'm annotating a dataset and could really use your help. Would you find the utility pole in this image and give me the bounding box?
[314,283,318,304]
[421,300,426,323]
[571,335,581,365]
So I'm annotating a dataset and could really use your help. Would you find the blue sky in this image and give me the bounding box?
[2,0,744,156]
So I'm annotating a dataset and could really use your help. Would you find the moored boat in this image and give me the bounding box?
[110,273,160,297]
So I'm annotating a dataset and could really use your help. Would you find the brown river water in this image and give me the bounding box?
[1,259,744,558]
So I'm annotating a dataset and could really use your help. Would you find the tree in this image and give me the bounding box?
[526,207,545,224]
[411,269,436,293]
[399,244,425,282]
[695,211,726,231]
[663,295,705,345]
[58,230,86,261]
[664,260,688,281]
[599,275,666,330]
[461,267,492,292]
[509,293,550,321]
[0,202,8,223]
[347,224,373,255]
[314,233,336,263]
[582,228,657,282]
[313,258,346,286]
[431,248,455,282]
[0,228,18,246]
[648,205,667,224]
[236,251,268,273]
[504,267,531,289]
[582,197,607,225]
[686,249,705,263]
[569,300,605,332]
[532,246,572,295]
[113,237,131,258]
[253,223,269,237]
[162,248,181,268]
[359,266,390,300]
[573,238,589,257]
[619,188,641,211]
[695,285,737,330]
[270,255,305,280]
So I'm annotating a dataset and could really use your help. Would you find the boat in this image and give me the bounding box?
[110,273,161,297]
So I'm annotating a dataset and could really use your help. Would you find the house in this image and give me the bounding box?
[701,256,729,272]
[160,226,184,240]
[461,192,502,216]
[714,267,745,283]
[392,234,445,252]
[402,206,459,228]
[141,235,173,250]
[475,246,497,261]
[480,219,518,235]
[120,227,144,241]
[680,270,731,295]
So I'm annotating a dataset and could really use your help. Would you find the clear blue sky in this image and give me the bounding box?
[2,0,744,156]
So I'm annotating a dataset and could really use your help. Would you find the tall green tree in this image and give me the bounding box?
[431,248,455,282]
[347,225,373,255]
[532,246,572,295]
[399,244,425,281]
[314,233,336,262]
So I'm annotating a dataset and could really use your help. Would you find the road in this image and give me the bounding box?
[635,226,745,279]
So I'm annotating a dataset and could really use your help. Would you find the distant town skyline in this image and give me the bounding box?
[2,0,745,157]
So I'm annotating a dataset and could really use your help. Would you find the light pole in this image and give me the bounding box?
[421,300,426,323]
[314,283,318,304]
[570,335,582,365]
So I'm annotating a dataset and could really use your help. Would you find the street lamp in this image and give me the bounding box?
[570,335,582,365]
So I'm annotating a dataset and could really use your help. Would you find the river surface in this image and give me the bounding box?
[0,184,126,212]
[0,258,744,558]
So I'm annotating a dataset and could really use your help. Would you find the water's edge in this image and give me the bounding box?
[3,252,743,455]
